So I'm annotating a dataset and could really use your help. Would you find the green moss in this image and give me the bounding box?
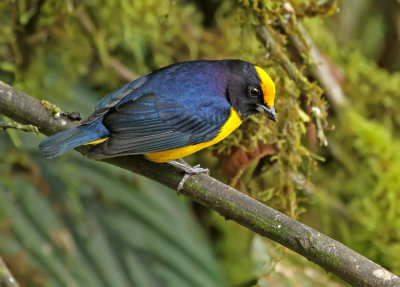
[305,16,400,274]
[3,0,399,284]
[0,0,331,219]
[184,180,206,194]
[40,100,62,119]
[308,248,341,268]
[227,201,239,212]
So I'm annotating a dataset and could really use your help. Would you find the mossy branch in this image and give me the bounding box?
[256,25,329,146]
[0,81,399,287]
[276,1,347,109]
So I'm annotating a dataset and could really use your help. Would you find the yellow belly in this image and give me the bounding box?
[144,107,242,163]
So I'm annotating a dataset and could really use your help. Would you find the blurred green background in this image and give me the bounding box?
[0,0,399,286]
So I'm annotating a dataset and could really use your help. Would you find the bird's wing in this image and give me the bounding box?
[90,92,229,156]
[82,77,149,125]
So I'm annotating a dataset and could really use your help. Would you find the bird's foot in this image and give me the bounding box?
[168,160,209,193]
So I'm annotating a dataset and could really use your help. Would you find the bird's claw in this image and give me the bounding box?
[167,160,209,194]
[177,174,191,193]
[191,164,210,175]
[177,164,209,194]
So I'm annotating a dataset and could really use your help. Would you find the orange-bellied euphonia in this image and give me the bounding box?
[40,60,276,180]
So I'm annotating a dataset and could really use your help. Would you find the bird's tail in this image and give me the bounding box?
[39,121,109,159]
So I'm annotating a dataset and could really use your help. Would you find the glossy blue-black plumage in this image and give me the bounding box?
[40,60,245,159]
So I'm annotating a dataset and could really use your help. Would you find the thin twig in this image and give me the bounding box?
[291,23,348,108]
[76,9,139,81]
[0,81,399,287]
[0,121,39,133]
[0,257,19,287]
[109,56,138,82]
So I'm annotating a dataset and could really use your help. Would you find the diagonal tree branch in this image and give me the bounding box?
[0,81,399,287]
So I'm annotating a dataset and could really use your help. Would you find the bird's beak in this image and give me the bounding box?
[256,104,276,122]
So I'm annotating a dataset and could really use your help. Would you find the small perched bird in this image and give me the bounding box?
[40,60,276,188]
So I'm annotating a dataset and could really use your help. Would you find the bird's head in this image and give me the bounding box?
[226,61,276,122]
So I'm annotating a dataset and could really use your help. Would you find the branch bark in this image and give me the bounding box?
[1,81,399,287]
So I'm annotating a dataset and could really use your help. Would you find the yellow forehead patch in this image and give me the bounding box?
[255,66,276,107]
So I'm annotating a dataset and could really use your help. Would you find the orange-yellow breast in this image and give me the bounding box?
[144,107,243,163]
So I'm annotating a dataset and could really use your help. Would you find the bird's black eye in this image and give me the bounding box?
[249,87,261,98]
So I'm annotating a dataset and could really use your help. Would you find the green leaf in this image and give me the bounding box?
[0,151,226,287]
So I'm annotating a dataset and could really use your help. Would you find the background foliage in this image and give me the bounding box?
[0,0,399,286]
